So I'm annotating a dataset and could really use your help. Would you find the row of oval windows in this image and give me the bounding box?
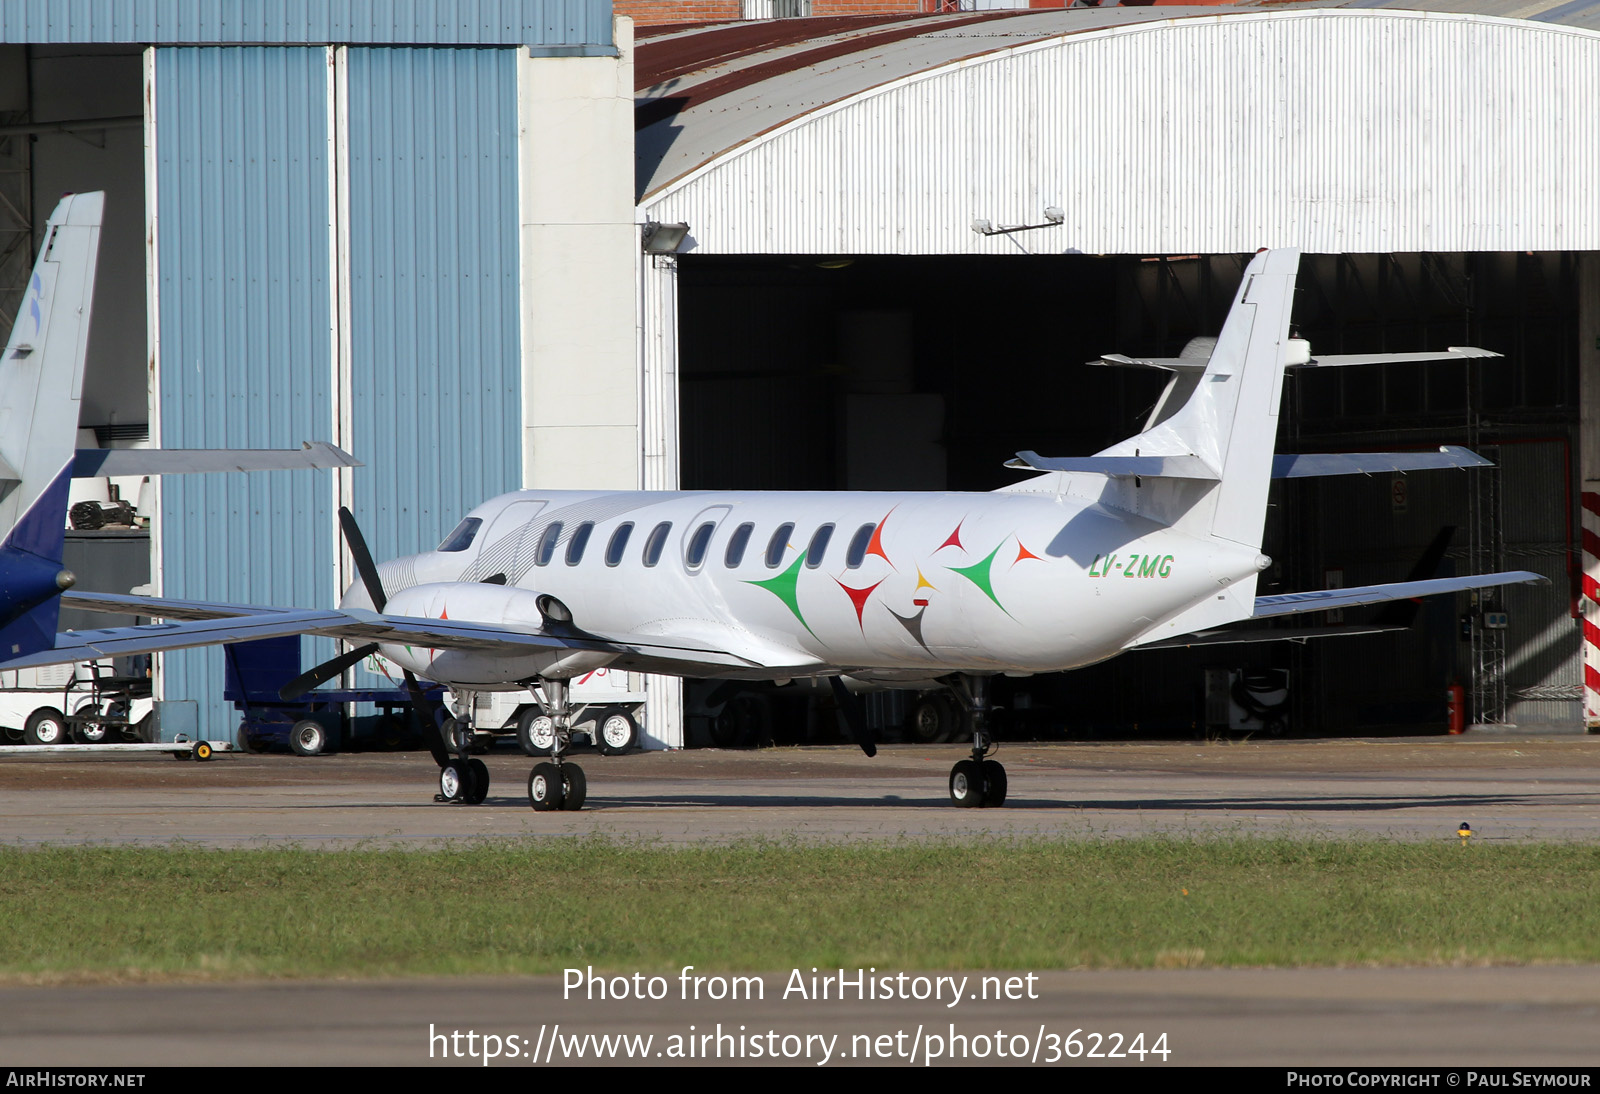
[444,517,880,572]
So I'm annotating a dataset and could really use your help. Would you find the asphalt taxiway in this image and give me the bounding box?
[2,736,1598,846]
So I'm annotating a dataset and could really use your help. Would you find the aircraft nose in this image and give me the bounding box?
[340,580,375,613]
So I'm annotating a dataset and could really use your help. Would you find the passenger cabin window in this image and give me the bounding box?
[765,522,794,568]
[535,521,563,566]
[845,523,876,569]
[605,523,634,567]
[805,524,835,569]
[685,522,715,570]
[566,522,594,565]
[438,517,482,553]
[643,521,672,567]
[725,522,755,567]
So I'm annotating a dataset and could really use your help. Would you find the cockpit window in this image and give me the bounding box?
[643,521,672,567]
[805,524,835,569]
[566,522,594,565]
[535,521,563,566]
[845,523,876,569]
[765,523,794,568]
[605,523,634,567]
[437,517,482,553]
[725,522,755,568]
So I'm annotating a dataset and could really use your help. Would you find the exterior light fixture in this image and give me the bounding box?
[641,221,690,254]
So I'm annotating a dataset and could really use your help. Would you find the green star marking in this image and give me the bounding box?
[948,543,1013,618]
[745,552,819,639]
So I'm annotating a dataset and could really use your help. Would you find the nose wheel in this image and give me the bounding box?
[525,679,588,812]
[438,757,490,804]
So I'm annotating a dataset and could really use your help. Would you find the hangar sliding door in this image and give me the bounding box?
[341,46,523,690]
[152,46,335,736]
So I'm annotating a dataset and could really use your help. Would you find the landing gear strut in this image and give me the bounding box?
[435,689,489,805]
[947,675,1006,808]
[526,679,586,812]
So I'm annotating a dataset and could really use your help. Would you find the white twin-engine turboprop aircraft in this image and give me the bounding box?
[0,193,1544,810]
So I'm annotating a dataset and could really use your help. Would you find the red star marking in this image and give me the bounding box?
[866,507,895,565]
[937,520,965,552]
[835,578,885,629]
[1015,542,1042,565]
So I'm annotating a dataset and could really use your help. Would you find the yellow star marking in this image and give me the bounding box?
[915,568,937,592]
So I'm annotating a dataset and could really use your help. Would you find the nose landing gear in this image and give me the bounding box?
[435,691,490,804]
[525,679,586,811]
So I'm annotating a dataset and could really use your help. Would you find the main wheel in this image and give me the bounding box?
[24,707,67,746]
[907,695,955,744]
[465,758,490,805]
[289,718,328,756]
[598,711,636,756]
[949,759,985,808]
[194,742,214,762]
[439,759,471,802]
[980,759,1007,807]
[517,711,556,756]
[560,763,587,811]
[528,762,565,811]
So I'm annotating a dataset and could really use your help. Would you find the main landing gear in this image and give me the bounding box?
[947,675,1006,809]
[435,690,490,805]
[525,679,586,812]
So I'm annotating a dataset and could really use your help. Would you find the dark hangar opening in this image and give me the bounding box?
[675,251,1580,743]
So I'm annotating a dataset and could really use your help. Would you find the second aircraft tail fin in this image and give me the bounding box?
[0,191,103,657]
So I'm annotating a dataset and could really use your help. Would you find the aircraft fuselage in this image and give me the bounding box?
[350,487,1267,688]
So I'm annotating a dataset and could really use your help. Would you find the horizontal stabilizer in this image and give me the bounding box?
[73,441,360,477]
[1253,571,1547,619]
[1090,347,1500,371]
[1294,347,1500,368]
[1004,451,1219,480]
[1272,447,1491,479]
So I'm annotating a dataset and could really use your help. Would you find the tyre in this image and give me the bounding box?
[598,710,636,756]
[517,710,556,756]
[24,707,67,746]
[439,759,471,802]
[949,759,985,808]
[907,694,955,744]
[465,758,490,805]
[980,759,1007,807]
[528,762,565,811]
[194,742,213,761]
[72,707,109,744]
[288,718,328,756]
[560,763,587,811]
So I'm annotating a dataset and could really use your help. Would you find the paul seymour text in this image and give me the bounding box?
[563,967,1041,1009]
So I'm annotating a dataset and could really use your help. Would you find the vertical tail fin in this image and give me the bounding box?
[0,191,103,657]
[1093,248,1300,550]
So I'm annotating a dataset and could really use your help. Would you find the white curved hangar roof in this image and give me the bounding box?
[635,4,1600,254]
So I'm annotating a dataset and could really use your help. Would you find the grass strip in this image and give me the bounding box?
[1,837,1597,982]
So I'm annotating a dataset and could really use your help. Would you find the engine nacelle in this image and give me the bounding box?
[376,582,613,687]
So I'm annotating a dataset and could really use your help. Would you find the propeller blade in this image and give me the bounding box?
[277,642,380,701]
[828,675,876,758]
[338,506,388,613]
[402,668,452,767]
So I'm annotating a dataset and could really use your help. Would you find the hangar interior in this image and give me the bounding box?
[638,4,1599,742]
[674,251,1579,737]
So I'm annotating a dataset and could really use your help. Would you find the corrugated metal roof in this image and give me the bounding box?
[0,0,613,49]
[636,2,1600,198]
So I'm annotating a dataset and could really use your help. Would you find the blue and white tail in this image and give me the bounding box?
[0,191,103,657]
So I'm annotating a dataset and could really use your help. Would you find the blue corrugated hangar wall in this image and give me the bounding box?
[0,1,620,736]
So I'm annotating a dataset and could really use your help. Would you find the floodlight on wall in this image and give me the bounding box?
[971,207,1067,236]
[641,221,690,254]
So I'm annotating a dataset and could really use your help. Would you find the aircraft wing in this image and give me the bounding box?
[1138,622,1407,649]
[19,596,828,678]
